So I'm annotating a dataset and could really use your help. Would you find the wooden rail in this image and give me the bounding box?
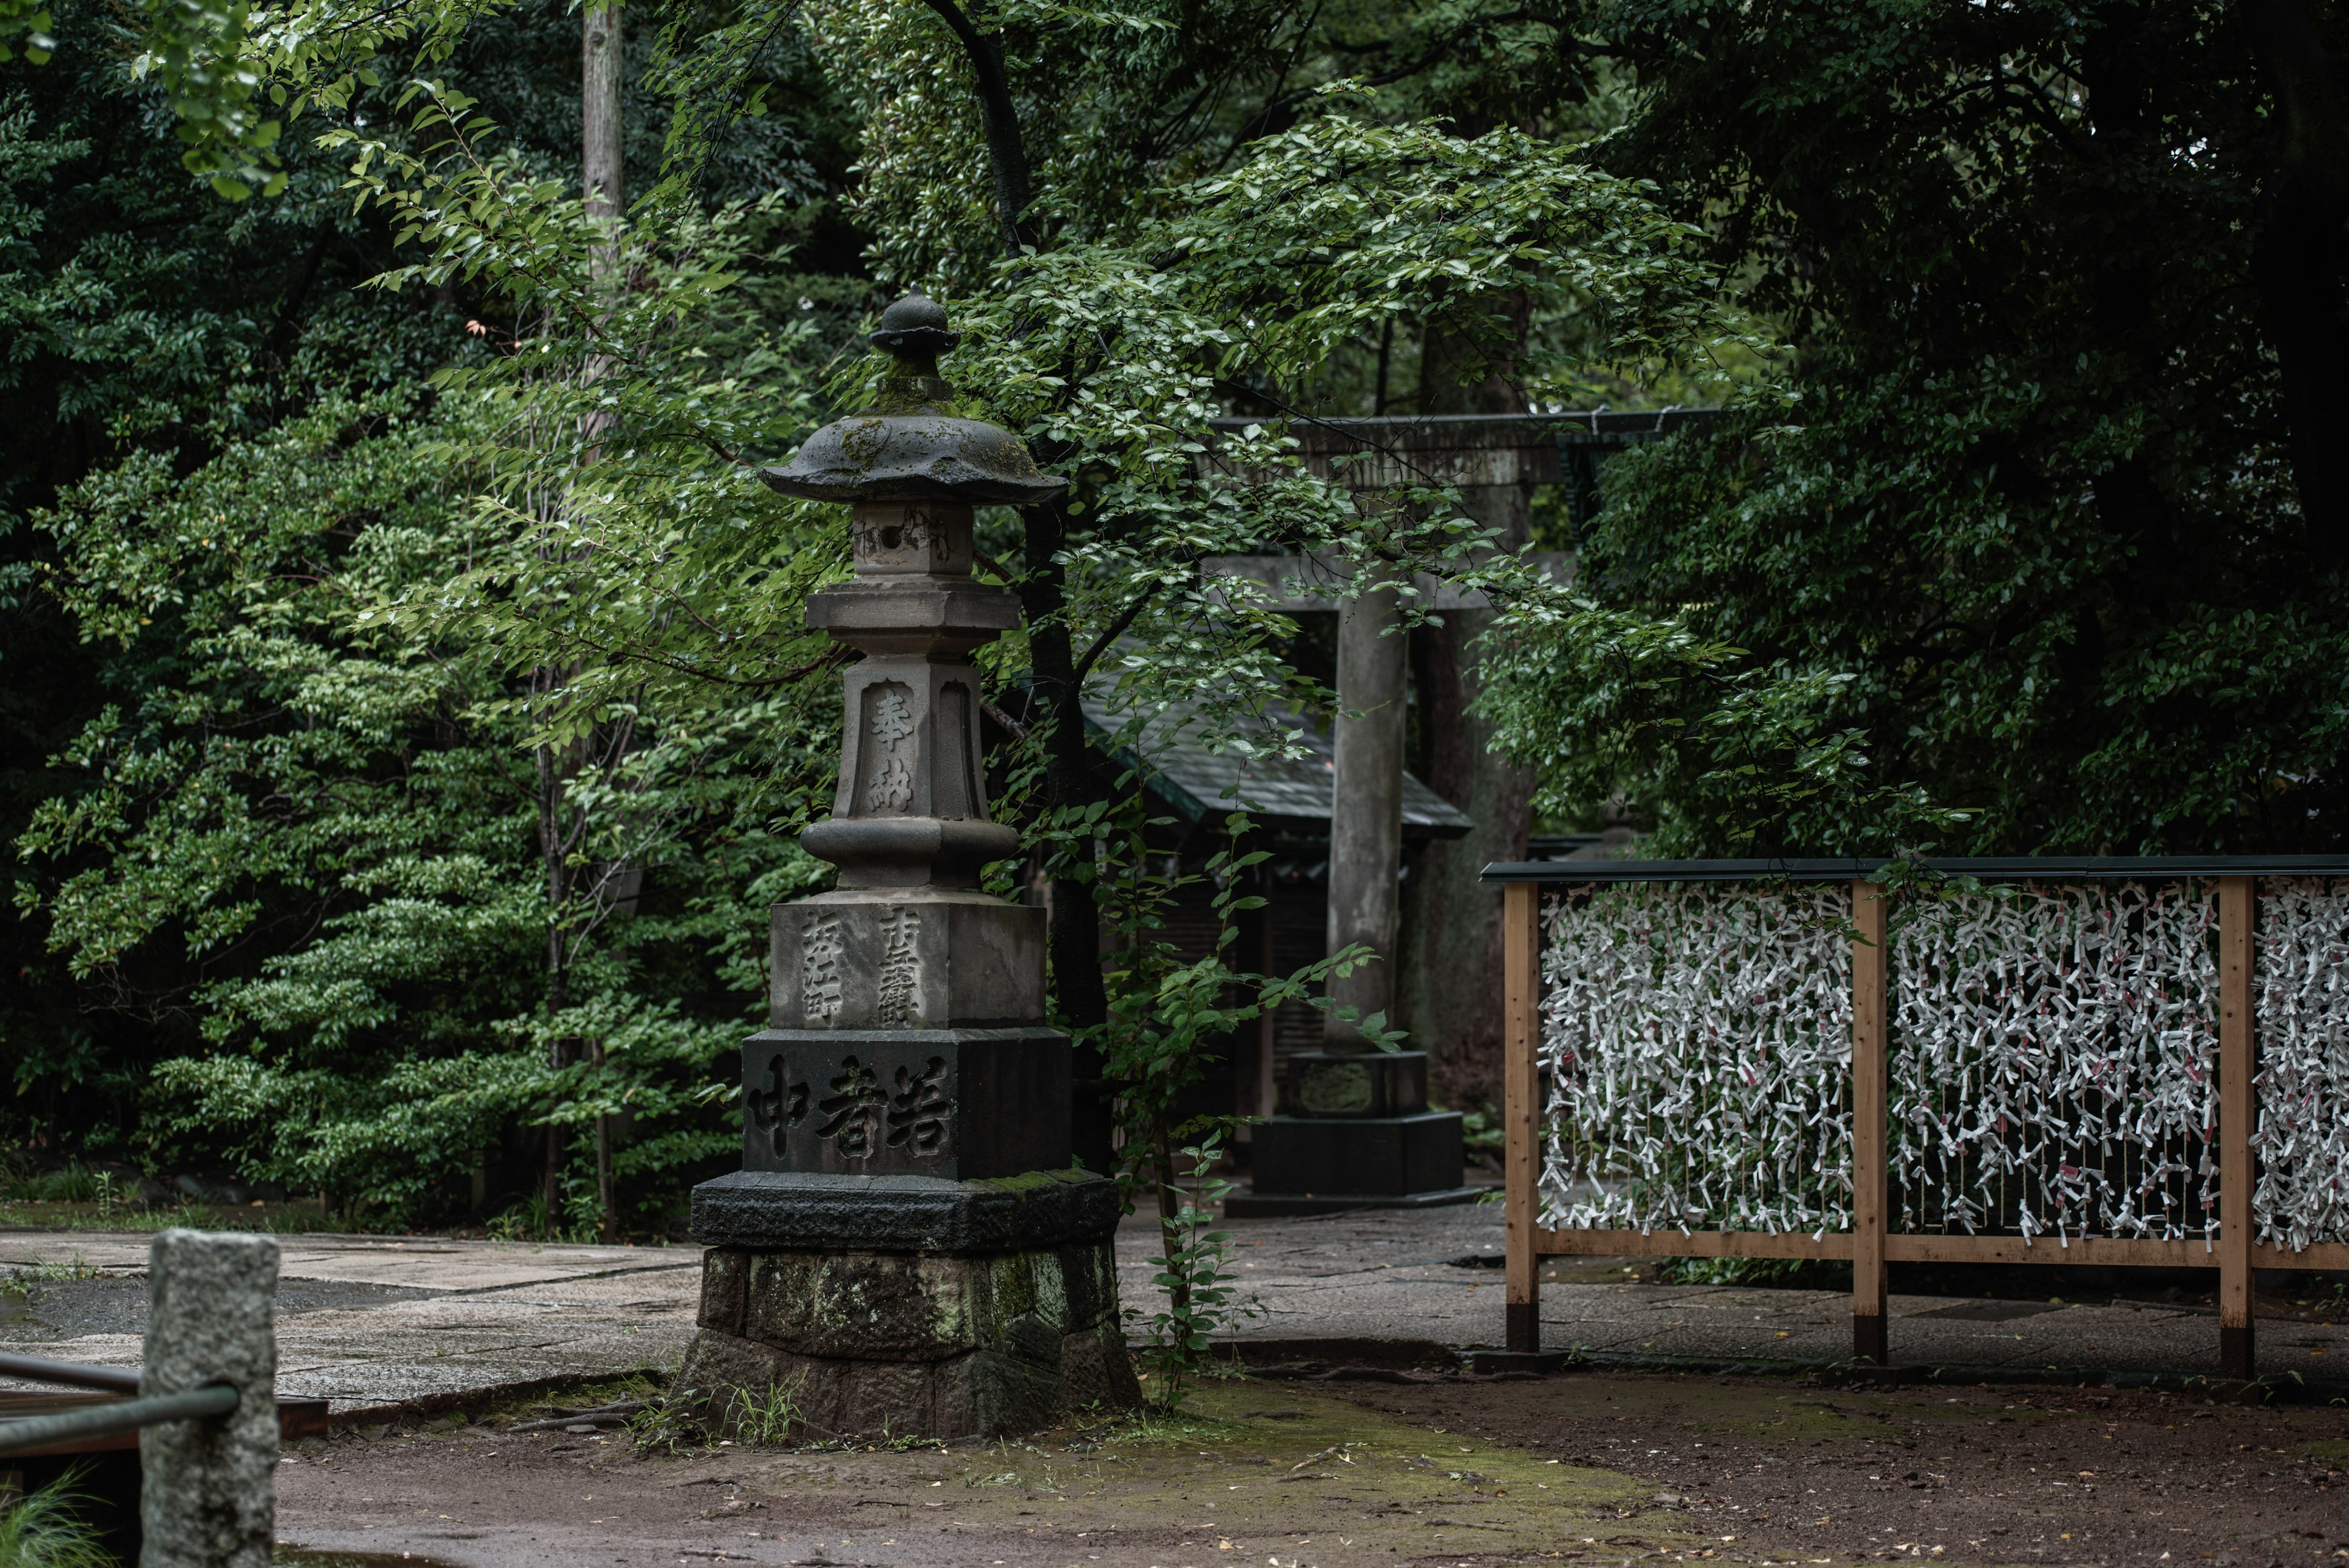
[1493,866,2349,1380]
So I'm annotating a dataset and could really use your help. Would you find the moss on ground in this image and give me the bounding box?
[700,1379,1850,1567]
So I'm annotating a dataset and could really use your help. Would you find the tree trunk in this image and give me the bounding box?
[571,0,625,1241]
[592,1037,616,1242]
[924,8,1115,1168]
[1017,496,1116,1172]
[582,1,626,231]
[2240,0,2349,569]
[538,740,575,1236]
[914,0,1036,255]
[1324,576,1406,1050]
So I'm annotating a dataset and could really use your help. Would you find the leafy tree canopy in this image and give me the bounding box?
[1479,0,2349,856]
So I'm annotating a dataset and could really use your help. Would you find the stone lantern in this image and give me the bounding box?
[677,294,1137,1439]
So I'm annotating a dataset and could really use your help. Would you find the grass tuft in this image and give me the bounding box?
[0,1470,115,1568]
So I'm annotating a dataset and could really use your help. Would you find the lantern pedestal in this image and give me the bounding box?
[1230,1113,1475,1216]
[681,1166,1130,1439]
[1228,1049,1477,1216]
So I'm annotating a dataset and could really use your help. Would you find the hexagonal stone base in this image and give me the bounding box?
[675,1237,1138,1440]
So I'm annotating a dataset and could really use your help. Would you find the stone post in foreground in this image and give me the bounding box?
[141,1228,278,1568]
[677,294,1138,1440]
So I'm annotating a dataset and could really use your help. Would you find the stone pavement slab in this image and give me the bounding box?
[1163,1204,2349,1380]
[0,1229,703,1416]
[0,1205,2337,1419]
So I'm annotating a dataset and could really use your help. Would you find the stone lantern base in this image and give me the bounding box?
[1227,1050,1479,1216]
[675,1169,1137,1440]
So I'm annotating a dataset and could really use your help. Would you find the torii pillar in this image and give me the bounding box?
[1234,563,1472,1216]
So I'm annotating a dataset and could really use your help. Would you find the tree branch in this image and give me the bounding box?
[1073,583,1160,684]
[914,0,1036,255]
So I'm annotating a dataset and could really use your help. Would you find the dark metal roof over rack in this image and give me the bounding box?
[1479,855,2349,884]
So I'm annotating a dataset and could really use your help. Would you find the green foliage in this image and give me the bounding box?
[631,1370,807,1449]
[1163,108,1729,403]
[0,0,51,65]
[1078,811,1368,1175]
[0,1469,112,1568]
[135,0,283,197]
[1479,0,2349,853]
[326,84,839,735]
[1478,595,1972,855]
[1132,1131,1254,1410]
[1652,1255,1850,1291]
[18,369,818,1225]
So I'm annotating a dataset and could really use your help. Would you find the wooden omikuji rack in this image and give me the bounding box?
[1483,855,2349,1380]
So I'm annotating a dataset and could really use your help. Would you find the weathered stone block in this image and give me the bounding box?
[1059,1323,1141,1412]
[141,1229,278,1568]
[1249,1109,1464,1197]
[677,1326,787,1403]
[1054,1242,1116,1332]
[741,1252,978,1360]
[930,1349,1064,1438]
[739,1027,1068,1179]
[771,893,1044,1030]
[846,1359,935,1441]
[699,1247,748,1336]
[1283,1049,1429,1117]
[677,1232,1135,1441]
[690,1168,1121,1252]
[985,1247,1067,1326]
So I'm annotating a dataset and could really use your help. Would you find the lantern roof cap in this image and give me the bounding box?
[762,292,1068,507]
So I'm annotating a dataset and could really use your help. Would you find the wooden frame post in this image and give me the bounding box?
[2218,875,2255,1381]
[1504,880,1542,1354]
[1850,878,1890,1366]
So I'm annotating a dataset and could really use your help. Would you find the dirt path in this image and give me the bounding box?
[273,1372,2349,1568]
[1318,1372,2349,1568]
[275,1379,1671,1568]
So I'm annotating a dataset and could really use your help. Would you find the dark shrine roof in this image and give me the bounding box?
[1079,691,1473,841]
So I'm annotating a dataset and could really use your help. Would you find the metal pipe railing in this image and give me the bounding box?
[0,1384,238,1457]
[0,1349,142,1395]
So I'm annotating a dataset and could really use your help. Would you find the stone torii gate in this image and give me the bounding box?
[1203,409,1716,1208]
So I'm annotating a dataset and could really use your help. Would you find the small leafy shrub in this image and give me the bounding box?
[724,1375,807,1446]
[6,1257,101,1288]
[625,1386,712,1455]
[9,1167,98,1205]
[1459,1108,1504,1172]
[1132,1133,1258,1408]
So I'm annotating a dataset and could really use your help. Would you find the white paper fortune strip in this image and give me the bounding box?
[1538,883,1854,1235]
[2252,877,2349,1250]
[1888,881,2220,1244]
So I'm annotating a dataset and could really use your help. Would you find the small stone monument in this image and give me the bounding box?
[677,294,1138,1439]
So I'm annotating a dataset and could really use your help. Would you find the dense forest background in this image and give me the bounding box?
[0,0,2337,1235]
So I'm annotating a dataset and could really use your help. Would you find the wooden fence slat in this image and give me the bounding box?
[1504,880,1541,1355]
[2219,875,2255,1380]
[1850,878,1889,1365]
[1536,1229,1855,1261]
